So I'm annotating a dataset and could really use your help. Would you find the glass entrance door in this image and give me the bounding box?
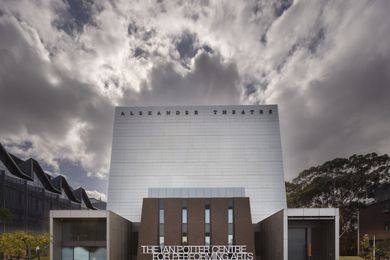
[288,227,307,260]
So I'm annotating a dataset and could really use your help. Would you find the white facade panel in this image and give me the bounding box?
[107,105,287,222]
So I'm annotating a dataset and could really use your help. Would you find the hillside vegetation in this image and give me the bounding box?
[286,153,390,254]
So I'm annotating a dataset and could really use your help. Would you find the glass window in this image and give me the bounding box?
[159,209,164,224]
[182,208,187,223]
[61,247,73,260]
[228,206,234,245]
[205,223,210,233]
[228,208,233,224]
[159,224,164,235]
[228,224,234,235]
[74,247,89,260]
[182,233,188,244]
[205,208,210,224]
[182,207,188,245]
[159,201,164,247]
[228,234,234,245]
[205,235,210,246]
[89,247,107,260]
[205,205,211,245]
[62,219,106,242]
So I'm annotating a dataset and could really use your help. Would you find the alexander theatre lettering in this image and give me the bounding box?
[120,109,272,117]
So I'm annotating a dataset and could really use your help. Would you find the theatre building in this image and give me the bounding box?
[51,105,339,260]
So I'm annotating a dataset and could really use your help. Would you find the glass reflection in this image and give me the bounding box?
[61,247,73,260]
[74,247,88,260]
[90,247,107,260]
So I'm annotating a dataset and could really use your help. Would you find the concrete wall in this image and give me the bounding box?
[108,211,132,260]
[50,210,132,260]
[257,210,284,260]
[50,214,63,260]
[50,210,109,260]
[234,198,255,256]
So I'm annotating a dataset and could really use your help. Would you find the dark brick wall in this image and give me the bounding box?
[138,198,159,260]
[188,198,206,245]
[137,197,256,260]
[164,198,182,245]
[211,198,229,245]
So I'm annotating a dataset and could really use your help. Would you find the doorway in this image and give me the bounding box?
[288,227,307,260]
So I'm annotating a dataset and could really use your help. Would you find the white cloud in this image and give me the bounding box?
[0,0,389,182]
[86,190,107,202]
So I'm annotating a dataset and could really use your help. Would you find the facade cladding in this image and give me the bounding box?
[108,105,287,223]
[0,142,96,233]
[51,105,339,260]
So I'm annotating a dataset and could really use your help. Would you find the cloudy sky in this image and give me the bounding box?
[1,0,390,200]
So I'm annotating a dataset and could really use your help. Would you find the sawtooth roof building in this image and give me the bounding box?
[0,142,96,233]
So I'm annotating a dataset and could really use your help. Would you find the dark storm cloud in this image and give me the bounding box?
[121,51,241,106]
[127,22,138,35]
[244,83,258,96]
[262,0,390,179]
[308,28,325,54]
[273,0,293,17]
[133,47,148,59]
[176,31,199,61]
[53,0,99,36]
[277,52,390,178]
[0,15,113,176]
[202,45,214,54]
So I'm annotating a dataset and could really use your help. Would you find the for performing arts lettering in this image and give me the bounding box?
[141,246,254,260]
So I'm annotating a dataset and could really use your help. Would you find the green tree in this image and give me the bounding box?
[360,234,372,260]
[0,231,26,258]
[31,233,50,257]
[285,153,390,255]
[0,231,49,259]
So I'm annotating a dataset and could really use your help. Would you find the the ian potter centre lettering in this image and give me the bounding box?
[141,245,254,260]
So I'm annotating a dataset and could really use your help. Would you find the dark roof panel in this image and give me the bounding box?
[0,142,96,210]
[74,187,97,210]
[0,143,33,181]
